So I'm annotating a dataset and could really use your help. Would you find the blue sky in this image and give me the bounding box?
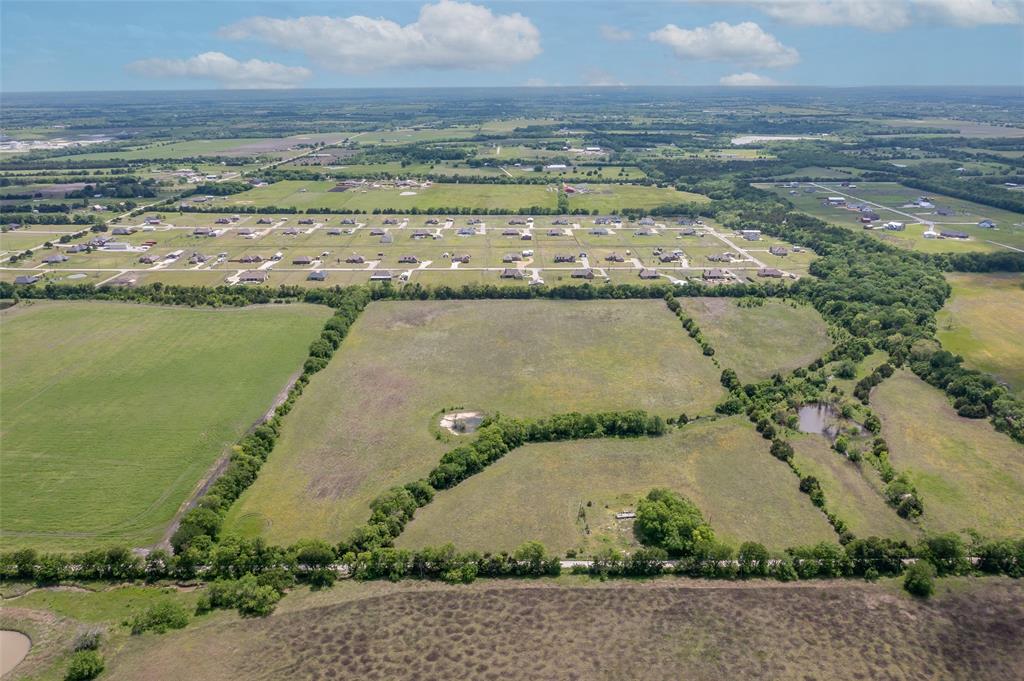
[2,1,1023,91]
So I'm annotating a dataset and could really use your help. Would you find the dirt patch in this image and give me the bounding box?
[439,411,484,435]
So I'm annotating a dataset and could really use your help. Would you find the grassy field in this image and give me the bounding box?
[398,416,837,554]
[224,299,726,546]
[677,298,832,383]
[222,180,705,213]
[789,433,919,542]
[0,300,330,551]
[871,371,1024,538]
[16,578,1015,681]
[937,273,1024,396]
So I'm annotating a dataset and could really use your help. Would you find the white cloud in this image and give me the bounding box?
[581,68,625,86]
[720,72,781,86]
[691,1,1021,30]
[913,0,1023,26]
[127,52,311,89]
[650,21,799,68]
[220,0,541,73]
[703,1,909,30]
[600,25,634,42]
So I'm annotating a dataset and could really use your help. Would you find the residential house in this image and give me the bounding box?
[571,268,595,279]
[605,253,625,262]
[639,269,659,280]
[42,254,68,264]
[345,255,366,264]
[398,255,419,264]
[758,267,784,278]
[307,270,328,281]
[500,268,524,279]
[369,271,393,281]
[769,246,788,256]
[238,270,269,284]
[293,256,312,265]
[14,275,40,285]
[554,254,576,263]
[703,268,729,281]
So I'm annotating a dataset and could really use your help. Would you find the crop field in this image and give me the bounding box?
[937,273,1024,396]
[398,416,837,554]
[677,298,831,382]
[0,300,331,550]
[871,371,1024,539]
[789,434,919,542]
[31,578,1019,681]
[224,299,726,545]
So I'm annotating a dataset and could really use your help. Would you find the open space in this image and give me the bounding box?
[224,299,726,545]
[937,273,1024,396]
[398,416,837,554]
[871,371,1024,539]
[0,300,330,550]
[677,298,831,383]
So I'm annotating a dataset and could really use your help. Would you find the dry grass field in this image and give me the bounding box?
[871,371,1024,538]
[398,417,837,554]
[223,299,726,546]
[72,578,1024,681]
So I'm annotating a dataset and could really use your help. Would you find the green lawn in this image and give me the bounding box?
[871,371,1024,539]
[224,299,727,546]
[937,272,1024,396]
[678,298,832,383]
[0,300,330,551]
[398,416,838,555]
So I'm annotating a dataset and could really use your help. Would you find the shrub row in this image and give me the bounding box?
[853,361,895,403]
[664,293,715,355]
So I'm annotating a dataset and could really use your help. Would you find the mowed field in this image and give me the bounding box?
[224,300,726,545]
[677,298,832,383]
[398,416,837,554]
[58,579,1024,681]
[0,301,330,550]
[871,371,1024,538]
[937,273,1024,396]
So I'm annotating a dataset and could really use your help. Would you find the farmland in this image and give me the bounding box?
[4,578,1016,681]
[871,371,1024,539]
[0,300,331,550]
[937,273,1024,396]
[398,416,837,554]
[224,299,726,545]
[676,298,831,383]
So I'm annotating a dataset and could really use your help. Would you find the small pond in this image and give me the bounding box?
[1,630,31,676]
[797,404,864,441]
